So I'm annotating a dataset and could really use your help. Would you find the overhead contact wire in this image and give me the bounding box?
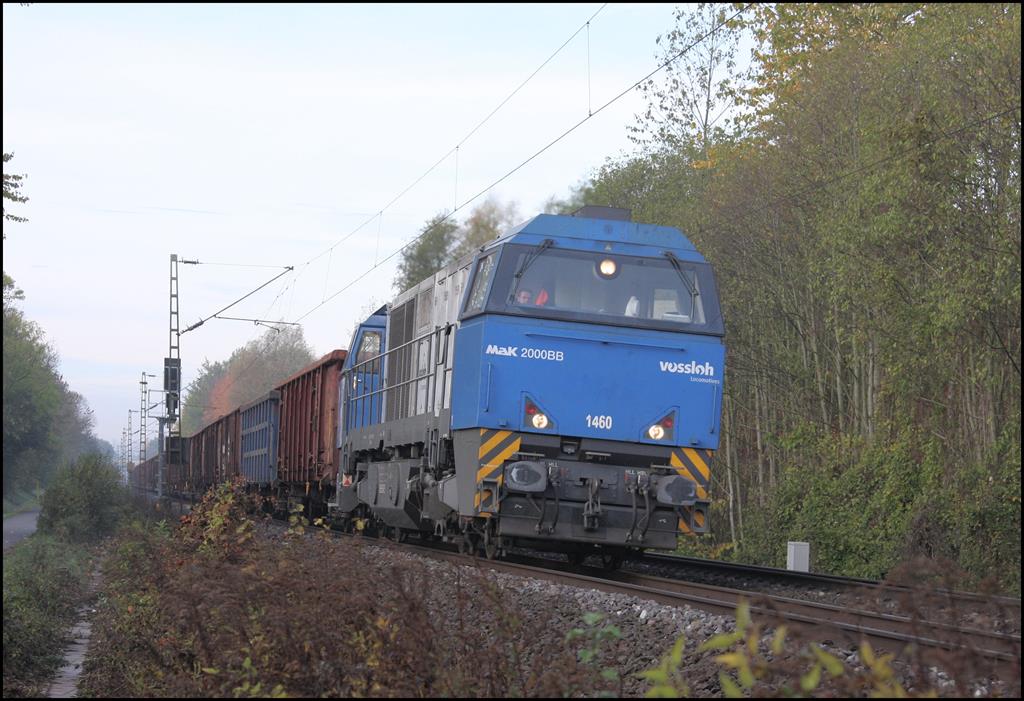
[295,3,750,323]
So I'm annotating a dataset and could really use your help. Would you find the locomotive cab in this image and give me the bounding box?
[450,210,725,553]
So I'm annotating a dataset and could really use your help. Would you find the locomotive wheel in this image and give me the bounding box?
[600,553,624,571]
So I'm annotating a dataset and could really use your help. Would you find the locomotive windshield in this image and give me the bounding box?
[477,244,724,335]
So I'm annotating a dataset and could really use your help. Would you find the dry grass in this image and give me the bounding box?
[81,481,617,698]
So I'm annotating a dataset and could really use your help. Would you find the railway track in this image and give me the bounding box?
[632,552,1022,616]
[143,489,1022,674]
[420,545,1022,674]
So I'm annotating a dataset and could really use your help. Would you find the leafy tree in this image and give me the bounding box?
[3,277,104,495]
[38,453,131,543]
[182,326,316,434]
[450,196,520,261]
[541,180,593,215]
[593,2,1021,589]
[3,298,62,493]
[3,272,25,306]
[180,358,228,435]
[392,212,459,292]
[3,152,29,230]
[630,2,743,157]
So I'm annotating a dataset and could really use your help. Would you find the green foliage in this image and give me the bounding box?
[181,325,315,435]
[589,2,1020,591]
[393,197,523,293]
[640,601,938,698]
[176,478,257,559]
[393,211,460,292]
[2,534,92,697]
[3,274,106,496]
[38,453,132,543]
[3,271,24,305]
[81,498,622,698]
[630,2,743,153]
[638,636,689,697]
[450,195,520,261]
[3,151,29,227]
[541,179,592,215]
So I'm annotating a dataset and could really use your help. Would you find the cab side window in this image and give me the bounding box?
[356,331,381,364]
[463,253,495,315]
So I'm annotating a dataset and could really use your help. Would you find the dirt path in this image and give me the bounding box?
[3,508,41,550]
[45,566,104,698]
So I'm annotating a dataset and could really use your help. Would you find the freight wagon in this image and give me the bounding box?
[187,408,241,494]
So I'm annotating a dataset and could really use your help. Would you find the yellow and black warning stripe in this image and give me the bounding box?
[678,505,707,535]
[475,428,522,514]
[670,447,712,535]
[669,447,713,501]
[667,446,708,499]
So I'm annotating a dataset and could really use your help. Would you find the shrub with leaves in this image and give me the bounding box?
[640,600,951,698]
[81,489,620,698]
[2,535,92,697]
[37,453,131,543]
[565,612,625,697]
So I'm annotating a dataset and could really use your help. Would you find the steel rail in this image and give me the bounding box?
[635,552,1022,610]
[396,543,1021,670]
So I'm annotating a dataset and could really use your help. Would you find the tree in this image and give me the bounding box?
[3,278,104,494]
[542,180,593,215]
[392,212,459,292]
[182,326,316,433]
[630,3,743,158]
[596,2,1021,588]
[450,196,520,261]
[3,152,29,231]
[4,272,25,307]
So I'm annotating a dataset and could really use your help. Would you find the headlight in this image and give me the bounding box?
[598,258,617,278]
[644,411,676,442]
[524,396,554,431]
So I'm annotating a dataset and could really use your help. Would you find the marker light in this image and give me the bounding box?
[648,424,666,440]
[532,413,550,429]
[598,258,617,278]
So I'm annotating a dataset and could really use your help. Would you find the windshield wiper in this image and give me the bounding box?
[508,238,555,302]
[663,251,700,302]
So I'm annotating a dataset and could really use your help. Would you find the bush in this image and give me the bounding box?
[2,535,92,697]
[38,453,131,543]
[81,485,618,698]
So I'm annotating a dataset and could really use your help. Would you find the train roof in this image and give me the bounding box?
[275,348,348,389]
[487,211,705,263]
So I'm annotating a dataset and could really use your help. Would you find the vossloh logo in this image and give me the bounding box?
[660,360,715,376]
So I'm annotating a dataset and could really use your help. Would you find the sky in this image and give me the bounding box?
[3,3,687,451]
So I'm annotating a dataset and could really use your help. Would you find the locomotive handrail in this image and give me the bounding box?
[343,323,455,430]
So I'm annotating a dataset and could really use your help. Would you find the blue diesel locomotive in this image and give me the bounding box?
[333,206,725,563]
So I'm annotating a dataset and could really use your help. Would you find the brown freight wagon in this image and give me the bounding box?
[127,458,145,492]
[276,349,347,508]
[130,455,159,493]
[130,451,189,496]
[187,409,241,494]
[164,437,190,496]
